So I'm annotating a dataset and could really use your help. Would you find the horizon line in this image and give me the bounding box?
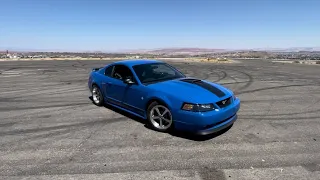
[1,46,320,53]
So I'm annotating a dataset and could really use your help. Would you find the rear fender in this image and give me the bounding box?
[88,70,103,91]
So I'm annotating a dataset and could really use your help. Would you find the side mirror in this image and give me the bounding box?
[123,77,135,84]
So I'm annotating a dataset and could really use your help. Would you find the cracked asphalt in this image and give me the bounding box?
[0,59,319,180]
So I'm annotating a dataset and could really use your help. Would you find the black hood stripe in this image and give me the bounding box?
[179,78,226,97]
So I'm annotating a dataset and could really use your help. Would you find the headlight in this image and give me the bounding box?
[181,103,215,112]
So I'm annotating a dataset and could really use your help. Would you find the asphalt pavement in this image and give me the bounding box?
[0,59,319,180]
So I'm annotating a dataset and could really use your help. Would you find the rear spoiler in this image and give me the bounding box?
[92,67,103,72]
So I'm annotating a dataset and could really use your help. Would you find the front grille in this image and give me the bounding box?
[216,96,232,108]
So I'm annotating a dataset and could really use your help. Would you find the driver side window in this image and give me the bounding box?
[112,65,135,81]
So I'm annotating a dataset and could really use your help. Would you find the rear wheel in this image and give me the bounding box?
[147,101,173,132]
[92,85,104,106]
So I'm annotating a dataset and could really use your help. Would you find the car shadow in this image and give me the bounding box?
[89,96,232,141]
[168,124,233,141]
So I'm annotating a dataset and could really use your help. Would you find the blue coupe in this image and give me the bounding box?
[88,60,240,135]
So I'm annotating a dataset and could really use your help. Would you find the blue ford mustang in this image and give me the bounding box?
[88,59,240,135]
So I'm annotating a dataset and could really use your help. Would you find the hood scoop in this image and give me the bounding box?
[180,78,202,83]
[179,78,226,98]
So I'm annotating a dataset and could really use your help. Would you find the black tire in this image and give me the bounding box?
[91,85,104,106]
[146,101,174,133]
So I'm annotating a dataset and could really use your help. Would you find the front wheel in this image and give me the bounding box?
[92,85,104,106]
[147,101,174,132]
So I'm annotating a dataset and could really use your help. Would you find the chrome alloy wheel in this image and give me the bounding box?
[149,105,173,130]
[92,86,102,104]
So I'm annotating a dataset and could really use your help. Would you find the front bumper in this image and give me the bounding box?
[194,113,237,135]
[173,97,240,135]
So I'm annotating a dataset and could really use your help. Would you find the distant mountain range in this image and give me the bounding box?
[126,47,320,55]
[127,48,227,55]
[1,47,320,54]
[250,47,320,52]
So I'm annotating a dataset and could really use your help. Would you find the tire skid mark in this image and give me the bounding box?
[231,68,254,91]
[15,118,129,175]
[0,84,74,95]
[0,67,19,74]
[9,153,320,176]
[224,71,240,91]
[243,115,320,121]
[299,98,320,113]
[214,70,227,82]
[0,102,89,112]
[236,84,316,95]
[239,107,320,117]
[203,71,220,81]
[258,65,320,84]
[260,94,275,122]
[6,87,85,98]
[10,119,127,176]
[71,60,89,71]
[212,66,254,92]
[0,122,16,128]
[0,117,126,136]
[217,64,319,125]
[205,65,216,81]
[176,65,196,78]
[0,129,72,151]
[220,81,251,85]
[202,65,225,82]
[1,114,114,150]
[243,100,320,120]
[0,105,97,121]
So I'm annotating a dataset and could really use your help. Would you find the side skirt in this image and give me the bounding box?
[105,98,147,120]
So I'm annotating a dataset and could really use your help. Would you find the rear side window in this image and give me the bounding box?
[105,65,114,76]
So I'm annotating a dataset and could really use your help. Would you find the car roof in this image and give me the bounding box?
[111,59,164,67]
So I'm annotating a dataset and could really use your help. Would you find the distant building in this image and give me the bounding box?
[6,53,17,59]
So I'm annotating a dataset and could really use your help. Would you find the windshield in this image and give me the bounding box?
[132,63,186,84]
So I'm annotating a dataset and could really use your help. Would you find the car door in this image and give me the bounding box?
[101,64,147,116]
[123,83,147,117]
[100,64,127,107]
[112,64,147,116]
[100,65,118,103]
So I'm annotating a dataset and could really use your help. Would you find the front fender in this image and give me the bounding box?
[144,92,184,115]
[145,92,173,110]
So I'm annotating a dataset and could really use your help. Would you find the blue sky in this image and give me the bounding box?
[1,0,320,51]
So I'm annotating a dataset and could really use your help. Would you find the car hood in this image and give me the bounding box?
[147,78,233,103]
